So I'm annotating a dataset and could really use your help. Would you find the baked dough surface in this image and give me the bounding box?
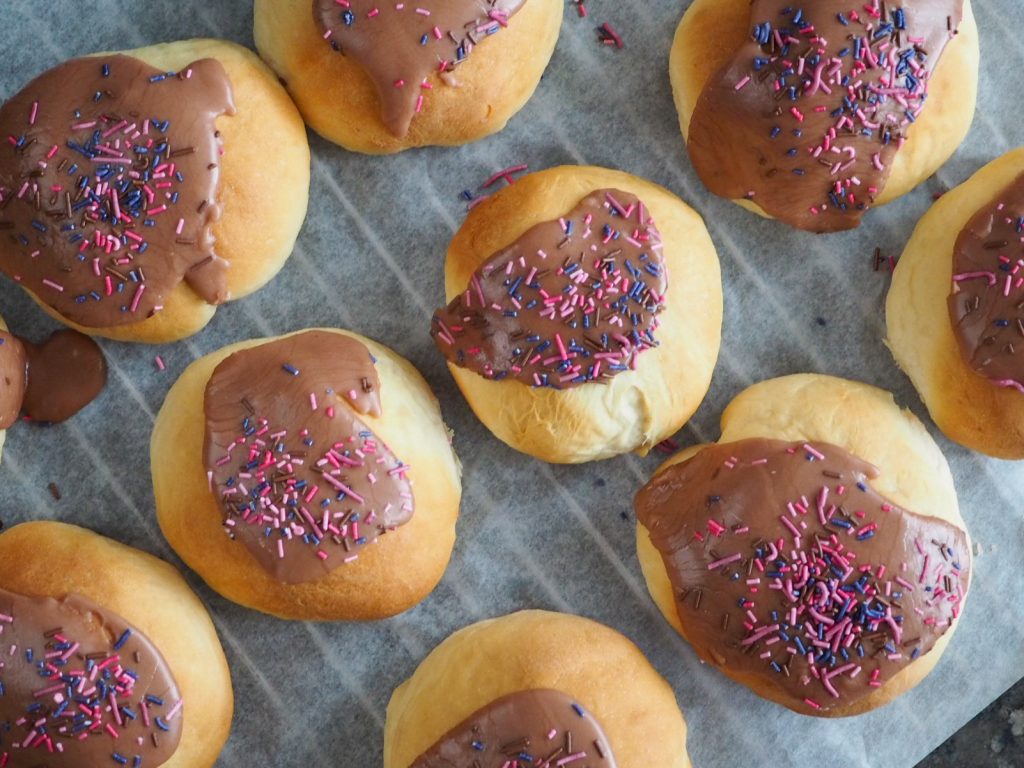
[0,521,233,768]
[670,0,979,220]
[635,374,969,717]
[887,148,1024,458]
[443,165,723,463]
[27,39,310,343]
[152,328,462,620]
[384,610,691,767]
[254,0,562,153]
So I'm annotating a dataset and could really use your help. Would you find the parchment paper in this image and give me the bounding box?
[0,1,1021,766]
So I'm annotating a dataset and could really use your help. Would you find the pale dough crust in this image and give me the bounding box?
[383,610,691,767]
[253,0,562,154]
[0,313,8,462]
[151,328,462,620]
[27,39,310,343]
[669,0,979,220]
[635,374,970,717]
[0,521,233,768]
[443,165,723,464]
[887,148,1024,458]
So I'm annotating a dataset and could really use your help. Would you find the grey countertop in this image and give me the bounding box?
[921,679,1024,767]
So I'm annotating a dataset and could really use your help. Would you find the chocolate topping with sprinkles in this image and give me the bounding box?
[0,54,235,327]
[203,331,414,584]
[0,328,106,429]
[949,171,1024,391]
[635,438,969,714]
[431,188,667,388]
[0,586,183,768]
[313,0,525,138]
[688,1,963,233]
[410,689,617,767]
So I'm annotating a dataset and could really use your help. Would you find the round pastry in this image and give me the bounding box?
[0,521,232,768]
[671,0,979,233]
[887,147,1024,458]
[253,0,562,154]
[152,328,461,620]
[0,40,310,343]
[0,312,107,461]
[429,165,722,464]
[384,610,690,767]
[634,374,971,717]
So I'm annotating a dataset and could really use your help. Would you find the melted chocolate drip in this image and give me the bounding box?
[313,0,525,137]
[0,328,106,429]
[203,331,414,584]
[411,689,617,767]
[949,171,1024,389]
[0,587,182,768]
[0,54,235,327]
[431,189,666,389]
[688,1,963,232]
[635,438,969,714]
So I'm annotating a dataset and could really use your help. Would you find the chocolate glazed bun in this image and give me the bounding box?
[384,610,690,768]
[0,39,309,343]
[0,314,12,460]
[152,328,461,620]
[670,0,978,231]
[0,521,232,768]
[253,0,562,154]
[888,148,1024,458]
[432,165,722,464]
[635,374,970,717]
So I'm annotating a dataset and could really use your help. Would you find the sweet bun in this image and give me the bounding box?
[0,521,232,768]
[635,374,970,717]
[670,0,979,231]
[0,313,10,461]
[0,314,107,459]
[887,148,1024,458]
[152,328,461,620]
[384,610,690,767]
[253,0,562,154]
[431,165,722,464]
[0,39,309,344]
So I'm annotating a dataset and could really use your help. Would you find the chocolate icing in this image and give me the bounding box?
[0,54,235,327]
[687,1,964,233]
[203,331,413,584]
[0,328,106,429]
[313,0,525,138]
[410,689,616,767]
[431,189,667,389]
[635,438,969,714]
[0,586,182,767]
[949,171,1024,390]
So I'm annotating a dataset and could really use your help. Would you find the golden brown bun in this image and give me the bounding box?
[0,312,7,461]
[253,0,561,154]
[443,165,723,464]
[669,0,979,219]
[635,374,970,717]
[887,148,1024,458]
[152,328,462,620]
[384,610,690,767]
[0,521,233,768]
[28,39,310,344]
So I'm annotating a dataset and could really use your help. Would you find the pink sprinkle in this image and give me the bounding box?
[707,552,743,570]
